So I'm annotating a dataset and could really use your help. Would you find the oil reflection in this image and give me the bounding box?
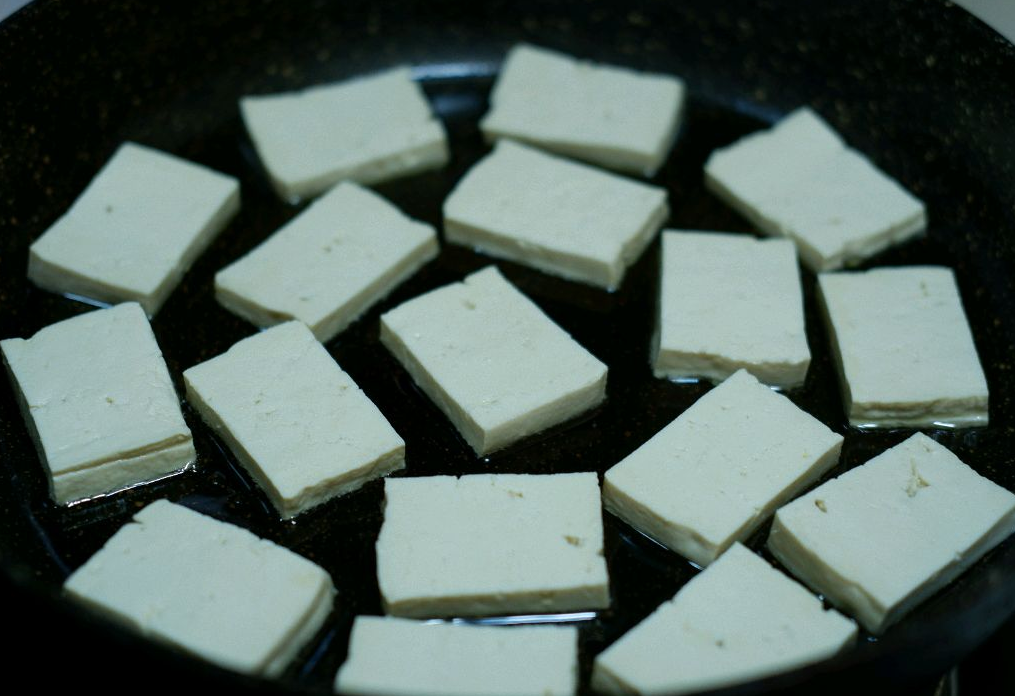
[421,611,598,626]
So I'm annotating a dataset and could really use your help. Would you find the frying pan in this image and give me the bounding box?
[2,1,1014,694]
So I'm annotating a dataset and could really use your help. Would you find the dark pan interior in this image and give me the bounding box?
[2,1,1015,694]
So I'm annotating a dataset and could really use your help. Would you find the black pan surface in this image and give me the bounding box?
[2,1,1014,694]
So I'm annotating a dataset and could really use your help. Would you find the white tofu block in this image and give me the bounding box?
[1,303,194,504]
[241,67,449,202]
[335,616,578,696]
[379,266,607,455]
[480,44,685,176]
[28,142,240,315]
[444,141,668,289]
[591,544,856,696]
[603,369,842,567]
[653,230,810,388]
[64,499,335,677]
[215,182,438,342]
[818,266,989,428]
[376,473,610,618]
[183,321,404,519]
[704,108,926,271]
[769,433,1015,634]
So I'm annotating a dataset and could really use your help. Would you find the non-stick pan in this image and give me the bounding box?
[2,1,1014,694]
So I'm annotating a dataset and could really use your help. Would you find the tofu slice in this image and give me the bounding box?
[603,369,842,567]
[480,44,685,176]
[818,266,989,428]
[1,303,194,504]
[183,321,404,519]
[443,141,668,289]
[379,266,607,455]
[335,616,578,696]
[591,544,856,696]
[704,108,926,271]
[64,499,335,677]
[28,142,239,315]
[653,231,810,388]
[241,67,449,202]
[376,473,610,618]
[215,182,438,343]
[768,433,1015,634]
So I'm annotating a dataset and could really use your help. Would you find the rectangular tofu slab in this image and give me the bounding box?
[241,67,449,202]
[28,142,239,315]
[64,499,335,677]
[653,231,810,388]
[604,370,841,567]
[444,141,668,289]
[818,266,989,428]
[335,616,578,696]
[1,303,194,504]
[183,321,404,519]
[215,182,438,342]
[376,473,610,618]
[379,266,607,455]
[480,44,685,176]
[768,433,1015,634]
[592,544,856,695]
[704,108,926,271]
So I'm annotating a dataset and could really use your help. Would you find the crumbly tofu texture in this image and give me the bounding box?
[28,142,239,315]
[443,141,668,289]
[480,44,685,176]
[603,370,842,567]
[592,544,856,696]
[376,473,610,618]
[704,108,926,271]
[241,67,449,202]
[215,182,438,342]
[183,321,404,519]
[379,266,607,455]
[335,616,578,696]
[818,266,989,428]
[768,433,1015,634]
[653,230,810,387]
[1,303,194,504]
[64,499,335,677]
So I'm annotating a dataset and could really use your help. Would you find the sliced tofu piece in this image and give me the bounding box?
[603,369,842,567]
[818,266,988,428]
[704,108,926,271]
[443,141,668,289]
[215,182,438,343]
[653,230,810,388]
[241,67,448,202]
[183,321,404,519]
[769,433,1015,634]
[480,44,685,176]
[592,543,856,695]
[335,616,578,696]
[28,142,239,315]
[375,472,610,618]
[1,303,194,504]
[379,266,607,455]
[64,499,335,677]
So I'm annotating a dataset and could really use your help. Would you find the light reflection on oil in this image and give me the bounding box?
[421,611,598,627]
